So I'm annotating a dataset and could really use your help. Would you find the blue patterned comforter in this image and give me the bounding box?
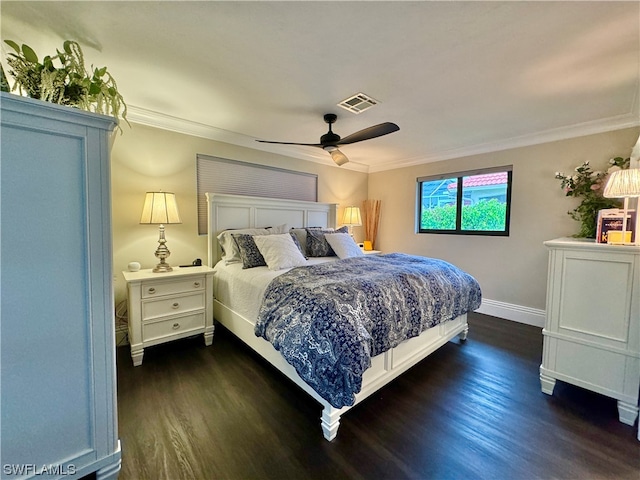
[254,253,482,408]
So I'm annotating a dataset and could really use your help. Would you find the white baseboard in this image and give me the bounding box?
[476,298,545,328]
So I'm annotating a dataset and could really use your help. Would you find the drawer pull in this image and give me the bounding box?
[172,302,180,309]
[172,323,180,330]
[194,282,201,287]
[148,287,156,294]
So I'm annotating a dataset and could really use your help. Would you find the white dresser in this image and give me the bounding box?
[540,238,640,427]
[123,266,215,366]
[1,93,121,478]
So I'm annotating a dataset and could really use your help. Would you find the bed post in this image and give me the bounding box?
[321,406,343,441]
[459,325,469,341]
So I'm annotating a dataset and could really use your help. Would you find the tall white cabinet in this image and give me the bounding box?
[1,93,121,478]
[540,238,640,429]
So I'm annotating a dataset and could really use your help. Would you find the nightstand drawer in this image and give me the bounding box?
[143,312,205,343]
[142,292,204,320]
[141,276,205,298]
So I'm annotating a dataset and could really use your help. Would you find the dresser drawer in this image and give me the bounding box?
[141,276,205,298]
[143,312,205,344]
[142,292,205,320]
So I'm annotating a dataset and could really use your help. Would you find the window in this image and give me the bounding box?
[417,166,512,236]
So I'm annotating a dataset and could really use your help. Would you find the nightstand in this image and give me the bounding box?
[122,266,215,366]
[361,249,382,255]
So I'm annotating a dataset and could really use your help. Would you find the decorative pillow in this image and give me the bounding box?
[305,226,348,257]
[267,223,289,234]
[324,233,365,259]
[217,227,270,264]
[290,228,308,253]
[253,234,308,271]
[232,234,266,269]
[289,232,307,258]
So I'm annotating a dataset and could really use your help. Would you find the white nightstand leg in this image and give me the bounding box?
[204,324,215,346]
[131,344,144,367]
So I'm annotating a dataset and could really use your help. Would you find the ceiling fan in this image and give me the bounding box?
[256,113,399,166]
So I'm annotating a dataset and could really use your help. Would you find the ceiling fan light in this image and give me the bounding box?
[324,146,349,166]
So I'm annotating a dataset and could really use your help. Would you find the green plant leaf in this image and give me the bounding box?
[4,38,128,132]
[4,40,20,53]
[21,44,39,63]
[43,56,54,70]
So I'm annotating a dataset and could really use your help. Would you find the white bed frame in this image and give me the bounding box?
[206,193,469,441]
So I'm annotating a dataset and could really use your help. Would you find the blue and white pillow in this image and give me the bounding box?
[232,233,266,269]
[305,226,348,257]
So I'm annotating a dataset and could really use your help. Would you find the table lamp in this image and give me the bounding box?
[140,191,182,272]
[603,136,640,245]
[342,206,362,238]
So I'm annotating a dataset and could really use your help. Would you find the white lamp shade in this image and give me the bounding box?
[603,169,640,199]
[342,206,362,226]
[139,192,182,224]
[630,134,640,163]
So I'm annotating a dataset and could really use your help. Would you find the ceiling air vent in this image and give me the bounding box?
[337,92,378,114]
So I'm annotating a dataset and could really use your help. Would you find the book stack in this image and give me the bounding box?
[596,209,636,244]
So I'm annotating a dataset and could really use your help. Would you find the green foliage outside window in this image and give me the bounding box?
[461,199,507,231]
[421,204,456,230]
[421,199,506,231]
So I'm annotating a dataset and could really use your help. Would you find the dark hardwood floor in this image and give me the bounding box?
[116,313,640,479]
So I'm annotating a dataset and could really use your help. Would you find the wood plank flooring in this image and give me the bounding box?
[116,313,640,479]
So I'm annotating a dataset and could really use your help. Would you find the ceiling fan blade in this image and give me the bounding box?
[256,139,323,147]
[335,122,399,146]
[324,146,349,166]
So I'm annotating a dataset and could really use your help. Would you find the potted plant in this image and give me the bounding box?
[555,157,630,238]
[3,39,128,131]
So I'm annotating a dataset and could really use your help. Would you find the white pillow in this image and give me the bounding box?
[324,233,365,259]
[267,223,289,234]
[253,234,308,271]
[217,227,270,264]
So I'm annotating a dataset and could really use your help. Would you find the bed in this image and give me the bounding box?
[206,193,481,440]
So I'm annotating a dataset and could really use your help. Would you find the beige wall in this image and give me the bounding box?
[111,123,368,304]
[369,127,639,312]
[112,124,638,313]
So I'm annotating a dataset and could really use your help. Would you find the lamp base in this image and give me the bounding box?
[153,261,173,273]
[152,224,173,273]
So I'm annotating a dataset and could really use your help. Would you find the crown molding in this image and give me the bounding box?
[127,105,638,175]
[126,105,369,173]
[368,111,640,173]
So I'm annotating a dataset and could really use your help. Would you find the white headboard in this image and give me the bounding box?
[206,193,337,266]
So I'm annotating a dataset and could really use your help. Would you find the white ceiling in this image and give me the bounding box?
[2,1,639,172]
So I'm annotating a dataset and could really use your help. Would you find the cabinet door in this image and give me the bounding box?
[1,94,119,476]
[554,249,635,347]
